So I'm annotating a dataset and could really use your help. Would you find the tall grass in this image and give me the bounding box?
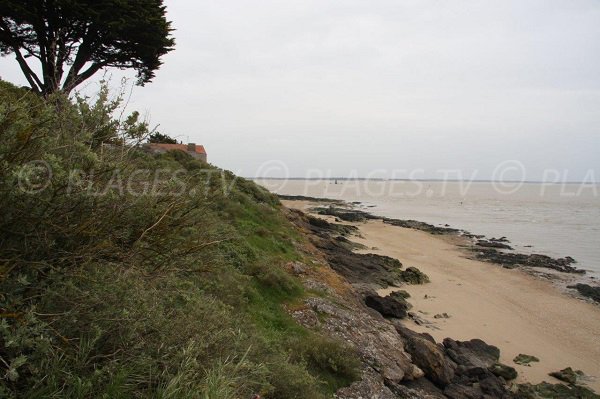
[0,80,359,398]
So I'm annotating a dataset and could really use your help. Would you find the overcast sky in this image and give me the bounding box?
[1,0,599,180]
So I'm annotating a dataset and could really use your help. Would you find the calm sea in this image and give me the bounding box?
[256,179,600,277]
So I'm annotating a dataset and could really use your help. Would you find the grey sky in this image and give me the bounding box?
[2,0,599,180]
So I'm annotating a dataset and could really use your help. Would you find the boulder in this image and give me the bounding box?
[400,266,430,284]
[443,338,500,370]
[364,294,408,319]
[513,353,539,366]
[567,283,600,303]
[443,383,482,399]
[395,324,455,387]
[390,290,411,299]
[489,363,518,380]
[517,382,600,399]
[549,367,582,384]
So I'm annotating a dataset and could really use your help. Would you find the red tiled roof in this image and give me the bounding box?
[147,143,206,154]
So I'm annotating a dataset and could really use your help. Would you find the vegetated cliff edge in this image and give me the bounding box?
[0,80,597,398]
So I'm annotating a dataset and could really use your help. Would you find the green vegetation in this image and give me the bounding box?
[0,80,359,398]
[0,0,174,95]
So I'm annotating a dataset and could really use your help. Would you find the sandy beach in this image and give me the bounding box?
[284,200,600,391]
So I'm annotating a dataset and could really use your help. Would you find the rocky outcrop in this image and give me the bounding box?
[517,382,600,398]
[513,353,539,366]
[443,338,500,370]
[289,208,430,288]
[475,250,581,274]
[365,293,410,319]
[314,206,379,222]
[292,296,423,385]
[400,266,430,284]
[549,367,583,384]
[489,363,518,381]
[567,283,600,303]
[396,324,456,387]
[382,218,460,235]
[476,239,513,250]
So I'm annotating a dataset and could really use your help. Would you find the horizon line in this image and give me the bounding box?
[248,177,598,184]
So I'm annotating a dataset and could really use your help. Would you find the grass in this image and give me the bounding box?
[0,80,360,398]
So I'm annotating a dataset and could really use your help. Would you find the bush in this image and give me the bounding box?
[0,80,359,398]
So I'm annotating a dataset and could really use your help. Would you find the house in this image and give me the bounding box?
[144,142,207,162]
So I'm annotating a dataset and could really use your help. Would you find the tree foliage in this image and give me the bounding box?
[0,0,175,95]
[148,131,178,144]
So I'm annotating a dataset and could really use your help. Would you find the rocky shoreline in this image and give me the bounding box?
[280,195,600,304]
[282,200,600,398]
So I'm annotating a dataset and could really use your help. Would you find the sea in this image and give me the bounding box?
[255,179,600,277]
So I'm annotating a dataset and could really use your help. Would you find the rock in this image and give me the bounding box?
[400,266,430,284]
[408,311,432,326]
[334,368,398,399]
[287,261,307,275]
[513,353,539,366]
[443,338,500,369]
[387,379,448,399]
[295,297,423,385]
[389,290,411,299]
[364,293,409,319]
[383,218,461,235]
[474,249,583,274]
[476,239,514,250]
[489,363,518,380]
[395,324,455,387]
[443,383,482,399]
[567,283,600,303]
[434,313,450,319]
[549,367,583,384]
[517,382,600,399]
[314,206,378,222]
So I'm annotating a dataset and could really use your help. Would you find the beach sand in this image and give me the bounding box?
[283,200,600,391]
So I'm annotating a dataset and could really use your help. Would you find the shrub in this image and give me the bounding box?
[0,80,360,398]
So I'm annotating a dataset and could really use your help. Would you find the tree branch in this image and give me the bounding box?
[62,61,105,94]
[0,19,42,93]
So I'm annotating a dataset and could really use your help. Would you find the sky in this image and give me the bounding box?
[1,0,600,181]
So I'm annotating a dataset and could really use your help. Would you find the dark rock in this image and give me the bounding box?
[567,284,600,303]
[390,290,411,299]
[517,382,600,399]
[395,324,455,387]
[443,383,482,399]
[400,266,430,284]
[399,378,447,398]
[475,250,583,274]
[549,367,582,384]
[476,239,513,250]
[479,375,510,397]
[277,194,344,203]
[291,209,404,287]
[365,294,409,319]
[383,217,461,235]
[313,206,379,222]
[443,338,500,370]
[490,363,518,380]
[386,379,448,399]
[513,353,539,366]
